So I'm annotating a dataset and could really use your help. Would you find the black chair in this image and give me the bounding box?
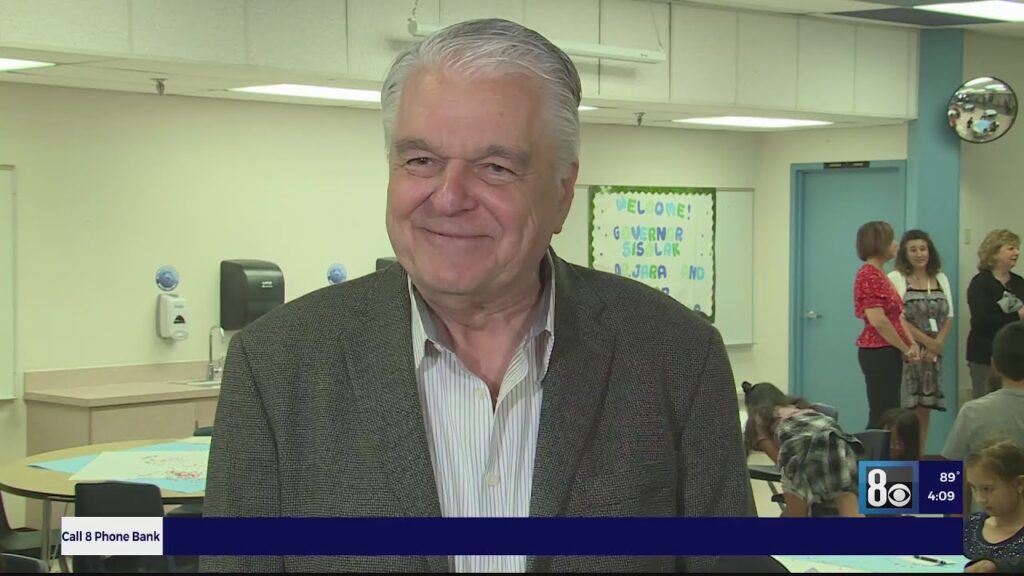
[812,403,838,422]
[710,555,790,573]
[0,493,60,561]
[73,481,179,573]
[853,429,891,461]
[0,552,49,573]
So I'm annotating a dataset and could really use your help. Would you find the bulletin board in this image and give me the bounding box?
[589,185,717,319]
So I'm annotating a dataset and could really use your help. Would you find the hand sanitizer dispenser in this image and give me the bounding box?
[158,293,189,341]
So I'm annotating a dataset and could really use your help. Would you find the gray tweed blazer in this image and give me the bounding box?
[200,252,752,573]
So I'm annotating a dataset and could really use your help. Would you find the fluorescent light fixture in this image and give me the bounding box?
[230,84,380,102]
[0,57,55,72]
[965,76,996,87]
[407,19,666,64]
[915,1,1024,22]
[672,116,833,129]
[578,105,599,111]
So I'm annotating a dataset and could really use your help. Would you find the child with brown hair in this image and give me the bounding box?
[879,407,922,461]
[742,381,863,517]
[963,438,1024,572]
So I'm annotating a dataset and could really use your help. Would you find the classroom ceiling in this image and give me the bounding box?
[685,0,1024,37]
[0,1,1020,133]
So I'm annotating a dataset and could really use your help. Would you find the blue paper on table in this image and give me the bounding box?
[30,455,96,474]
[29,440,208,477]
[782,555,967,573]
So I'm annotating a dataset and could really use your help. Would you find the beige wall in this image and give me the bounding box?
[957,32,1024,400]
[0,81,908,526]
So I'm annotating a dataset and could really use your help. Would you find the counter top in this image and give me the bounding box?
[23,380,220,408]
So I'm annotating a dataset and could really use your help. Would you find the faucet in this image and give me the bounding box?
[207,325,225,381]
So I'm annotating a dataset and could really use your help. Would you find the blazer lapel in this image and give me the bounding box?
[343,265,448,572]
[527,256,615,572]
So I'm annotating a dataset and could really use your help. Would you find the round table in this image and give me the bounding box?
[0,438,206,561]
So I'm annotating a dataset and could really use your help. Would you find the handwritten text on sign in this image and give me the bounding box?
[590,186,715,316]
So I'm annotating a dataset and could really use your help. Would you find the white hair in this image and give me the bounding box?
[381,18,582,174]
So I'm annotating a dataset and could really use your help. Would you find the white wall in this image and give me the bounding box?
[557,123,760,267]
[0,82,388,524]
[0,81,915,525]
[958,32,1024,401]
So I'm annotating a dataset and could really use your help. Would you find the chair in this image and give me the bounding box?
[710,555,789,573]
[73,481,179,573]
[811,403,838,422]
[853,429,891,461]
[0,552,49,573]
[0,493,61,562]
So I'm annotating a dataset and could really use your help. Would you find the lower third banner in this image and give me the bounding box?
[68,517,966,556]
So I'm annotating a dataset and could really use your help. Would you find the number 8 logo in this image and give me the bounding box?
[868,468,888,506]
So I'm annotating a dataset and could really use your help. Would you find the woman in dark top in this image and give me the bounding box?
[967,229,1024,398]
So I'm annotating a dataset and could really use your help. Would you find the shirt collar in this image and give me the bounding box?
[409,252,556,369]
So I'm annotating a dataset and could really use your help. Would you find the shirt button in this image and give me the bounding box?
[475,388,488,401]
[484,473,500,487]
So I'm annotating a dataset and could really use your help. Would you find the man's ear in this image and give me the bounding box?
[742,381,753,394]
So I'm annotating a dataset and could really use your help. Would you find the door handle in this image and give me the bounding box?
[805,310,823,320]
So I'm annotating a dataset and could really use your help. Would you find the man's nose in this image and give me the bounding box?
[431,161,476,213]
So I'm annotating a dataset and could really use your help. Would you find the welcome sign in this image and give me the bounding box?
[589,185,716,319]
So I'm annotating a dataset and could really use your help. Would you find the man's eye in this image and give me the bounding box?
[485,163,511,174]
[407,157,434,167]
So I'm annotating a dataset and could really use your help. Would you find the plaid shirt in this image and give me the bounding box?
[777,411,862,507]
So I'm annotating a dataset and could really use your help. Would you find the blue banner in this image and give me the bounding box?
[161,517,964,556]
[919,461,965,515]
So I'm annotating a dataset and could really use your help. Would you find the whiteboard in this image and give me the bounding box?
[552,186,753,346]
[713,189,754,345]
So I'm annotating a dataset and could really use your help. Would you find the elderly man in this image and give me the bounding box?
[202,18,751,573]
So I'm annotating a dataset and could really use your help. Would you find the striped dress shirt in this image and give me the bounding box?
[409,258,556,573]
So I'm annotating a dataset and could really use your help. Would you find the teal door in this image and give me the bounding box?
[791,162,906,433]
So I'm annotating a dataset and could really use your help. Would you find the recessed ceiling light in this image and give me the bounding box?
[230,84,380,102]
[672,116,833,129]
[578,105,599,111]
[0,58,56,72]
[915,1,1024,22]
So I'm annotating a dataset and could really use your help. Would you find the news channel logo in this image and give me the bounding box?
[859,461,919,515]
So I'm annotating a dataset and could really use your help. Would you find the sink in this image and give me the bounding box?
[170,379,222,387]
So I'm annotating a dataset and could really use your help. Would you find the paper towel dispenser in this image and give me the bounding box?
[220,260,285,330]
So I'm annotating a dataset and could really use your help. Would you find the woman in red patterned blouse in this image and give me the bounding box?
[854,221,920,430]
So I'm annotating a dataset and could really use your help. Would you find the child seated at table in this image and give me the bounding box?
[742,381,863,518]
[879,408,922,460]
[963,438,1024,569]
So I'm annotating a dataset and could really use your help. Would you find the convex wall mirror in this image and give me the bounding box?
[948,77,1018,143]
